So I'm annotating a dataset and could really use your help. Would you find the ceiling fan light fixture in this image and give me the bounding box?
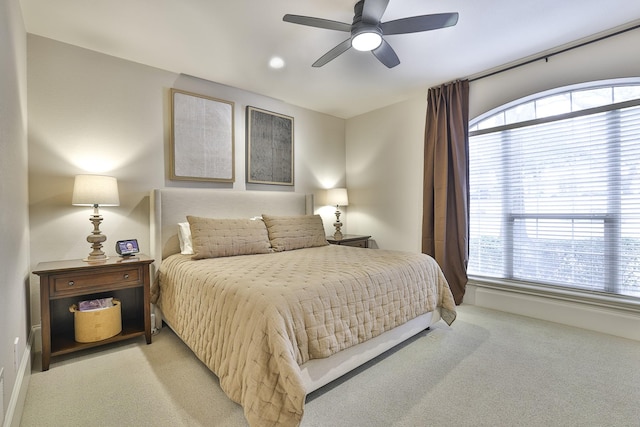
[283,1,459,68]
[351,31,382,51]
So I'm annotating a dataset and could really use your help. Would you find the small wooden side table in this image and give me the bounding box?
[33,254,154,370]
[326,234,371,248]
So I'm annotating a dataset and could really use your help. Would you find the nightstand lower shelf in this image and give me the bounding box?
[51,324,146,356]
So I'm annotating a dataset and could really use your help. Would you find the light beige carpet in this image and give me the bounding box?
[20,305,640,426]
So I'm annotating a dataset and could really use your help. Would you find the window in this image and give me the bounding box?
[468,80,640,298]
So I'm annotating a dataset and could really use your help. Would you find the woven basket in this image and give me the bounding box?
[69,299,122,343]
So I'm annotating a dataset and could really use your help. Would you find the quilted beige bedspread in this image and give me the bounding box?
[153,245,456,427]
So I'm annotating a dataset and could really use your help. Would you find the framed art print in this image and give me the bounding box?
[246,106,294,186]
[170,89,235,182]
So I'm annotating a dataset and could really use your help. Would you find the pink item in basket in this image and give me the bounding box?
[78,297,113,311]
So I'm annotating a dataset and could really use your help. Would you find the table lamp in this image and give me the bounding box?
[72,174,120,262]
[326,187,349,240]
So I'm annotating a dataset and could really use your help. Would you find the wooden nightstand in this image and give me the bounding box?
[326,234,371,248]
[33,254,154,370]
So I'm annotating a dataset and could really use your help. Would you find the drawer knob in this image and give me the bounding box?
[123,274,129,279]
[68,281,74,286]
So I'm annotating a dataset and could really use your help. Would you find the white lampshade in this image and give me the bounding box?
[327,188,349,207]
[72,175,120,207]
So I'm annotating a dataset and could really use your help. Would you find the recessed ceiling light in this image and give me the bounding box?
[269,56,285,69]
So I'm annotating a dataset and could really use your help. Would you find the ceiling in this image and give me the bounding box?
[20,0,640,119]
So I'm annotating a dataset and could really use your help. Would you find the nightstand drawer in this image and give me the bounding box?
[326,234,371,248]
[51,266,141,296]
[340,239,368,248]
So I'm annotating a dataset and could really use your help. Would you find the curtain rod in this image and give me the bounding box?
[469,22,640,83]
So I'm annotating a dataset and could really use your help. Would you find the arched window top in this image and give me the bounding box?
[470,78,640,132]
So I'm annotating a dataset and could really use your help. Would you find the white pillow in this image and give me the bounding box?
[177,222,194,255]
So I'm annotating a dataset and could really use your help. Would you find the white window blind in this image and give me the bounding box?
[469,92,640,298]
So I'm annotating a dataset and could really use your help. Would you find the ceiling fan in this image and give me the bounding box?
[283,0,459,68]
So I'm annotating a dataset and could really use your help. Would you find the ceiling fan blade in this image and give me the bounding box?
[283,14,351,32]
[381,12,459,35]
[372,39,400,68]
[361,0,390,24]
[312,39,353,67]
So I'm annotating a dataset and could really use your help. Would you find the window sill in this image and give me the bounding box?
[467,276,640,314]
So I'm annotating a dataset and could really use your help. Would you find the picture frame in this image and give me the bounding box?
[170,89,235,182]
[246,106,294,186]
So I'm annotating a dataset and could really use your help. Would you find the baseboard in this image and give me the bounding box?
[465,283,640,341]
[2,326,35,427]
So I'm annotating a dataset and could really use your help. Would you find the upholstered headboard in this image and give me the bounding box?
[150,188,313,261]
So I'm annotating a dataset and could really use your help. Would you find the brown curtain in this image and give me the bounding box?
[422,80,469,304]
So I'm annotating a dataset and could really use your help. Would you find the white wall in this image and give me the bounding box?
[27,35,346,328]
[468,28,640,120]
[345,27,640,252]
[0,0,29,422]
[345,95,427,251]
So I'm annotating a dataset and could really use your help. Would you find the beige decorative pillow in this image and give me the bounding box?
[262,214,328,252]
[187,216,272,259]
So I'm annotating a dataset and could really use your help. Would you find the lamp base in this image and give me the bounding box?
[333,208,344,240]
[83,214,108,263]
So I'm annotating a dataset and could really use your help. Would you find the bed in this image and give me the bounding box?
[150,188,456,427]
